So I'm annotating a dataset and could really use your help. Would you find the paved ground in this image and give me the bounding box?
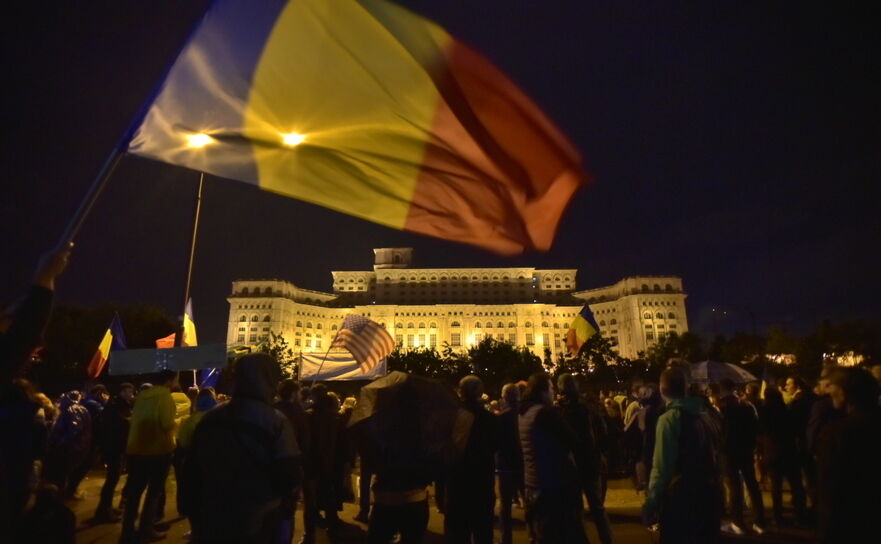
[70,470,816,543]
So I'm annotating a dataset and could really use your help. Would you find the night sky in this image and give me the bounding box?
[1,1,878,344]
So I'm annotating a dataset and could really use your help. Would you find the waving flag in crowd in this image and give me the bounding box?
[566,304,599,355]
[127,0,587,254]
[156,298,198,348]
[86,313,127,378]
[331,314,395,373]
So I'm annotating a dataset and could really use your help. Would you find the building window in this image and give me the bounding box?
[306,322,313,328]
[250,327,257,332]
[508,333,516,344]
[669,324,677,329]
[475,333,483,343]
[486,322,493,329]
[429,322,437,329]
[305,339,312,347]
[645,324,653,329]
[646,333,654,340]
[294,339,300,346]
[262,327,269,332]
[251,315,259,322]
[396,323,403,329]
[316,339,322,348]
[262,315,271,322]
[395,334,403,346]
[599,320,606,326]
[418,322,426,329]
[526,334,534,345]
[475,322,482,328]
[296,321,302,327]
[644,313,652,320]
[239,316,247,322]
[238,327,245,332]
[668,312,676,319]
[524,321,532,328]
[408,323,415,328]
[656,312,663,319]
[237,335,245,343]
[407,335,414,347]
[430,334,437,347]
[249,335,257,343]
[610,319,617,325]
[451,333,461,346]
[317,323,323,330]
[542,333,549,346]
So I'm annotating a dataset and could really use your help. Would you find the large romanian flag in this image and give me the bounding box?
[128,0,587,254]
[566,304,599,355]
[86,313,128,378]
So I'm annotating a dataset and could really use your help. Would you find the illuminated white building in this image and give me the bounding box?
[226,248,688,359]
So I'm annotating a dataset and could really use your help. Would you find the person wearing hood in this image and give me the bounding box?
[119,370,178,544]
[185,353,301,544]
[43,391,92,499]
[642,367,723,544]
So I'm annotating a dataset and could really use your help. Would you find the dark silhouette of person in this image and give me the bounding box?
[816,367,881,543]
[519,372,588,544]
[185,353,301,543]
[557,373,614,544]
[1,244,70,540]
[444,375,498,544]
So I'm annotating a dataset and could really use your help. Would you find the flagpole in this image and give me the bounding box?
[59,150,126,245]
[312,329,342,385]
[175,171,205,349]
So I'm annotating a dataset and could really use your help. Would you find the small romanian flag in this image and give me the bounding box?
[86,313,127,379]
[566,305,599,355]
[128,0,587,255]
[156,299,198,348]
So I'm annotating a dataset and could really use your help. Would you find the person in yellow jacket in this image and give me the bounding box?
[120,370,177,544]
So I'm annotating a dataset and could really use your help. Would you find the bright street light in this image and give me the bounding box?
[281,132,307,147]
[185,133,214,148]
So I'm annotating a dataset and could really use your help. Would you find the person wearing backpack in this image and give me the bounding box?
[184,353,301,544]
[43,391,92,497]
[643,368,723,544]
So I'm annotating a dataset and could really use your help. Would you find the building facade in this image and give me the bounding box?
[226,248,688,360]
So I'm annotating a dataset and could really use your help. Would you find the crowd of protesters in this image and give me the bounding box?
[2,245,880,544]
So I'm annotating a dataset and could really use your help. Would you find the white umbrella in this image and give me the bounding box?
[690,361,757,384]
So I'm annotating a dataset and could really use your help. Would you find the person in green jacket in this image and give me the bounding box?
[119,370,178,544]
[642,367,723,544]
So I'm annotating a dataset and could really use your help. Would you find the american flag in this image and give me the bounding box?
[331,314,395,373]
